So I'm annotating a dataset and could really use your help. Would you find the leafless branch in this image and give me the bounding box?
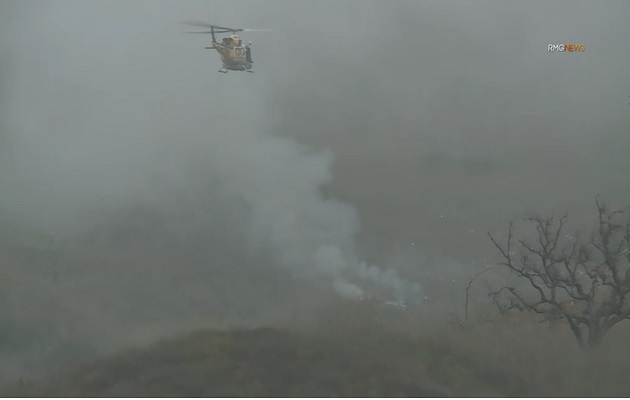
[487,199,630,349]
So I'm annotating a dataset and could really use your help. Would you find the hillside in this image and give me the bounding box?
[4,326,523,397]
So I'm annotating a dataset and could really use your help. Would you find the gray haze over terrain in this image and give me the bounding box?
[0,0,628,380]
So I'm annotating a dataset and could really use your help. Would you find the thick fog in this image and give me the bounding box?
[1,0,628,380]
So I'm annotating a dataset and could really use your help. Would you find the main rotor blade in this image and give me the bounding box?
[181,20,215,29]
[181,20,240,32]
[181,20,269,33]
[184,31,214,34]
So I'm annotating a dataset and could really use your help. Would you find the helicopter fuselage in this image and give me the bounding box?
[184,22,262,73]
[212,42,253,72]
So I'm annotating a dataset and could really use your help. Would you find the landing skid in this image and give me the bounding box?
[217,69,254,73]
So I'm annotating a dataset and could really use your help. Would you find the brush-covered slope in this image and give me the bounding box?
[5,326,519,397]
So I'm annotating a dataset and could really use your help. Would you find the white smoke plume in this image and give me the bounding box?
[205,127,422,303]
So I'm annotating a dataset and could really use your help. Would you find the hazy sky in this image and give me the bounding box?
[0,1,628,373]
[4,0,628,236]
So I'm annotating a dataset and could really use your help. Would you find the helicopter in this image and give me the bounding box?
[183,21,267,73]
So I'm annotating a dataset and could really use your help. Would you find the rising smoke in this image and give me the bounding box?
[193,122,423,304]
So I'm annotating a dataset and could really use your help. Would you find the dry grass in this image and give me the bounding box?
[437,316,630,397]
[6,327,454,397]
[1,279,630,397]
[5,300,628,397]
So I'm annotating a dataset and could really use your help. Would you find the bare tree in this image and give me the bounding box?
[450,268,491,330]
[487,198,630,349]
